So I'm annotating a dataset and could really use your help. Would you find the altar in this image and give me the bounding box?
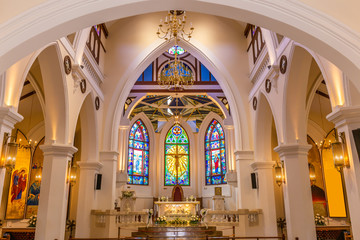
[154,201,200,220]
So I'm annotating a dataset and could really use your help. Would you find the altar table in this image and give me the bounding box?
[154,201,200,220]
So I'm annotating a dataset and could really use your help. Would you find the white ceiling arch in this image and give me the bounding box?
[0,0,360,88]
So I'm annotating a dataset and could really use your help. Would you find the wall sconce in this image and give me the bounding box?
[35,167,42,182]
[1,133,18,171]
[67,166,77,186]
[274,161,285,187]
[308,163,316,185]
[332,131,349,172]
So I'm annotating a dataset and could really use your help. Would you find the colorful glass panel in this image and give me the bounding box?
[168,45,186,55]
[205,119,227,185]
[127,119,149,185]
[165,125,190,186]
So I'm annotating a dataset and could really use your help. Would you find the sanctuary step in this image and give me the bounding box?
[132,226,225,239]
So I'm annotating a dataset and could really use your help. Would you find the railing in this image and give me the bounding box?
[70,237,284,240]
[246,26,266,64]
[92,210,148,227]
[204,209,262,226]
[86,26,106,64]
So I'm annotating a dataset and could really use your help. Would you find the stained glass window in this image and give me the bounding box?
[165,124,190,186]
[127,119,149,185]
[168,45,186,55]
[205,119,227,185]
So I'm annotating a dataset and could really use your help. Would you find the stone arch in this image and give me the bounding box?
[78,91,99,162]
[104,38,248,157]
[254,91,280,162]
[1,0,360,91]
[282,45,313,144]
[37,43,69,144]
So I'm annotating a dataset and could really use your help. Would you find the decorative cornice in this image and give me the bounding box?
[234,150,254,161]
[274,144,311,158]
[99,151,119,162]
[326,106,360,128]
[0,107,23,131]
[40,144,78,157]
[251,161,274,171]
[77,161,103,171]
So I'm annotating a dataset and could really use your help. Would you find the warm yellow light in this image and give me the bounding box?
[308,163,316,185]
[274,162,284,187]
[332,141,345,171]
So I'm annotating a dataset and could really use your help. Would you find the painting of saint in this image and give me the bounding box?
[133,149,143,175]
[27,180,41,206]
[212,150,221,175]
[11,169,27,202]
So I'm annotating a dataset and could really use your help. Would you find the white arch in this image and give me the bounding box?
[1,0,360,90]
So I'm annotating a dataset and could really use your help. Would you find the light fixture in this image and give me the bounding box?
[1,133,18,171]
[67,166,77,186]
[156,10,195,91]
[274,161,285,187]
[331,131,349,172]
[156,10,194,42]
[308,163,316,185]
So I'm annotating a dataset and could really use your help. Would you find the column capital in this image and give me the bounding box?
[326,105,360,128]
[99,151,119,162]
[40,144,77,157]
[251,161,274,171]
[77,161,103,171]
[234,150,254,161]
[0,106,23,131]
[274,144,311,157]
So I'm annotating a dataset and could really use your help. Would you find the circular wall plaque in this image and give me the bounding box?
[95,96,100,110]
[279,55,287,74]
[80,79,86,94]
[265,79,272,93]
[64,55,72,75]
[252,97,257,111]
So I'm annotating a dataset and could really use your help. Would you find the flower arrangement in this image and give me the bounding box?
[189,215,200,225]
[28,215,37,227]
[122,191,134,199]
[315,214,325,225]
[168,218,188,225]
[156,216,167,224]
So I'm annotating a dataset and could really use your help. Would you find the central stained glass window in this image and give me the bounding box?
[205,119,227,185]
[127,119,149,185]
[165,124,190,186]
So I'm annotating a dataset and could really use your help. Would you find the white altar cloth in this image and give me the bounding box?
[154,201,200,219]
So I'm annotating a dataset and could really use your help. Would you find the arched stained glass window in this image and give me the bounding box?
[205,119,227,185]
[165,124,190,186]
[128,119,149,185]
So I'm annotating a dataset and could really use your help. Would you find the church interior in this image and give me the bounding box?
[0,1,360,240]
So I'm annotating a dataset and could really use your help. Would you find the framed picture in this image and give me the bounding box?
[64,55,72,75]
[95,96,100,110]
[215,187,222,196]
[265,79,272,93]
[280,55,287,74]
[80,79,86,93]
[252,97,257,110]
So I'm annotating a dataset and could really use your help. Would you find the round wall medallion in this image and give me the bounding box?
[95,96,100,110]
[64,55,72,75]
[265,79,272,93]
[279,55,287,74]
[80,79,86,94]
[252,97,258,111]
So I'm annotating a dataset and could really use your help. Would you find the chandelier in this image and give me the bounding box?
[156,10,195,90]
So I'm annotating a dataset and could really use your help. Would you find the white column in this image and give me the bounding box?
[98,151,118,238]
[251,161,277,236]
[35,144,77,240]
[327,106,360,240]
[75,161,103,238]
[0,107,23,211]
[274,144,316,240]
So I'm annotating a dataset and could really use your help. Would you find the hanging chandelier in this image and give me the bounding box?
[156,10,195,90]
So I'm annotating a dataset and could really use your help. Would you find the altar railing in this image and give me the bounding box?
[91,210,148,227]
[204,209,262,226]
